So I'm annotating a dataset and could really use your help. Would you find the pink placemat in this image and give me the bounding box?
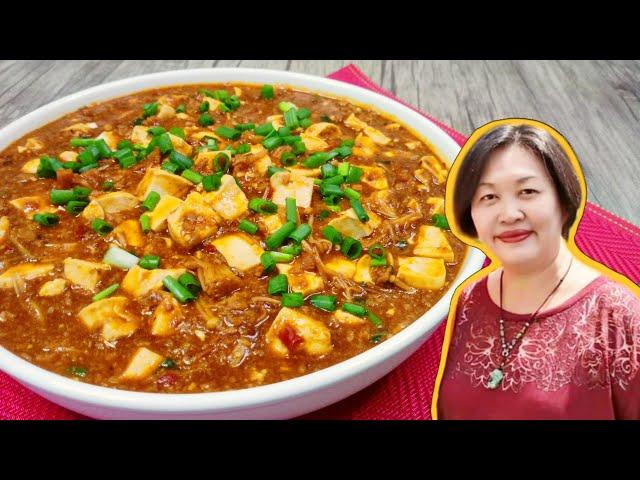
[1,64,639,420]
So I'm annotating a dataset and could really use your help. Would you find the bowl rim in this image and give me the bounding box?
[0,67,484,414]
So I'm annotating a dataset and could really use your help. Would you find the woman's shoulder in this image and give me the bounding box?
[591,275,640,323]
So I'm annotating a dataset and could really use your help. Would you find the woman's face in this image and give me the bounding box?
[470,145,566,271]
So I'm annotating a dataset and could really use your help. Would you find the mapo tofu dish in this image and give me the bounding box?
[0,83,466,392]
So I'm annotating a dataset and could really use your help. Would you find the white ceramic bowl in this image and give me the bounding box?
[0,68,484,419]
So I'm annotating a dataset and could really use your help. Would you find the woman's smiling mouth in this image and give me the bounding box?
[495,229,533,243]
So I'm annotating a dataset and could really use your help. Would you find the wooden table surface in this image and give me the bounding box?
[1,60,637,224]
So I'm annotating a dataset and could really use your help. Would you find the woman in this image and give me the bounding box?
[434,121,640,420]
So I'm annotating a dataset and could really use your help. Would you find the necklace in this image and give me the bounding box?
[486,257,574,390]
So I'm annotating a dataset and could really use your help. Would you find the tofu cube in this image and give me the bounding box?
[146,195,183,232]
[413,225,454,262]
[38,278,67,297]
[167,192,219,248]
[203,174,249,221]
[0,264,54,289]
[396,257,446,290]
[211,233,264,271]
[136,168,193,200]
[120,347,164,381]
[270,171,315,209]
[121,265,186,297]
[63,258,111,292]
[266,307,332,357]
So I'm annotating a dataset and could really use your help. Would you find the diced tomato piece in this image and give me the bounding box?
[278,324,304,353]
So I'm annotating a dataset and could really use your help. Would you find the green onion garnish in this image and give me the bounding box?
[238,219,258,235]
[169,150,193,170]
[292,140,306,156]
[322,225,343,244]
[278,102,296,112]
[213,153,231,173]
[302,151,331,168]
[285,197,297,223]
[50,189,75,205]
[141,191,161,211]
[299,118,312,129]
[33,213,59,227]
[263,136,283,151]
[198,112,214,127]
[284,108,300,130]
[261,84,275,99]
[265,221,297,250]
[267,274,288,295]
[369,244,387,267]
[215,126,241,141]
[346,165,364,184]
[267,166,287,177]
[156,133,174,154]
[280,151,297,167]
[255,122,275,137]
[92,283,119,302]
[235,143,251,155]
[160,358,177,369]
[270,252,294,263]
[142,102,158,119]
[175,104,186,113]
[318,210,331,220]
[235,123,255,132]
[296,108,311,120]
[260,252,277,273]
[432,213,450,230]
[91,218,113,236]
[169,127,186,139]
[182,169,203,184]
[139,255,161,270]
[350,198,369,223]
[280,243,302,256]
[102,245,139,269]
[343,187,361,201]
[199,101,210,113]
[321,163,338,179]
[342,302,367,317]
[278,127,292,138]
[248,198,278,215]
[178,272,202,296]
[37,156,63,178]
[67,366,87,378]
[66,200,89,216]
[289,223,311,243]
[341,237,363,260]
[202,173,223,192]
[70,138,95,147]
[161,160,181,174]
[102,180,115,191]
[282,135,301,146]
[163,276,195,303]
[310,294,337,312]
[367,311,384,328]
[281,292,304,308]
[140,214,151,233]
[147,126,166,136]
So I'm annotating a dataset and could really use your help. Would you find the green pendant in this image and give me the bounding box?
[486,368,504,390]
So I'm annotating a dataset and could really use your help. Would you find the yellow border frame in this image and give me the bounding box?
[430,118,640,419]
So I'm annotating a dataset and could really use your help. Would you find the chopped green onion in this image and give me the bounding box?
[321,115,332,123]
[132,118,144,126]
[202,173,223,192]
[235,123,255,132]
[342,302,367,317]
[33,213,59,227]
[350,198,369,222]
[432,213,450,230]
[322,225,343,244]
[280,243,302,256]
[326,204,342,212]
[346,165,364,184]
[260,252,277,273]
[50,189,75,205]
[318,210,331,220]
[160,358,177,369]
[278,102,296,113]
[268,274,288,295]
[281,292,304,308]
[320,183,344,198]
[302,152,331,168]
[322,175,345,187]
[163,276,195,303]
[341,237,363,259]
[238,219,258,235]
[341,139,355,147]
[103,245,139,269]
[235,143,251,155]
[225,95,241,110]
[265,221,297,250]
[248,198,278,215]
[255,122,275,137]
[270,251,294,263]
[139,214,151,233]
[278,127,292,137]
[148,126,166,136]
[67,366,87,378]
[169,127,186,139]
[178,273,202,296]
[198,112,214,127]
[155,133,173,154]
[285,197,297,223]
[66,200,89,216]
[79,162,100,173]
[299,118,312,129]
[117,140,133,150]
[284,108,299,130]
[367,311,384,328]
[182,169,203,184]
[282,135,301,146]
[369,244,387,267]
[261,84,275,99]
[213,152,231,173]
[335,145,352,158]
[175,104,186,113]
[267,166,287,177]
[139,255,161,270]
[169,150,193,170]
[292,140,306,156]
[321,163,338,179]
[37,156,63,178]
[60,162,82,172]
[296,108,311,120]
[141,191,161,211]
[92,284,119,302]
[280,151,297,167]
[102,180,115,191]
[344,187,361,201]
[310,294,337,312]
[263,136,283,151]
[214,126,240,141]
[91,218,113,236]
[289,223,311,243]
[199,101,210,113]
[93,139,112,158]
[161,160,181,174]
[70,138,95,147]
[370,332,387,343]
[142,102,158,119]
[337,162,350,176]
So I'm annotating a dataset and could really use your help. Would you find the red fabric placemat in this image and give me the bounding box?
[1,64,639,420]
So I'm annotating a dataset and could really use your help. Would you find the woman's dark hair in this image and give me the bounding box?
[452,123,582,239]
